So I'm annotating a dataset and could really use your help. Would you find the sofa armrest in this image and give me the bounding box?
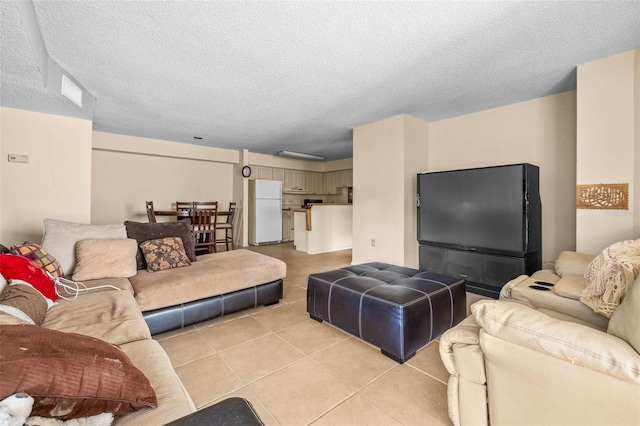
[472,300,640,384]
[439,315,482,379]
[439,315,488,426]
[498,274,529,299]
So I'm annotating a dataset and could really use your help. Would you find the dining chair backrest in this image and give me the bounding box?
[146,201,156,223]
[190,202,218,254]
[176,201,193,214]
[226,202,237,224]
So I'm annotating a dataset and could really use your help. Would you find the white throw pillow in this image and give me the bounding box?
[608,275,640,354]
[580,239,640,318]
[41,219,127,276]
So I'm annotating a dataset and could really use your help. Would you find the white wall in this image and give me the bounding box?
[353,115,426,267]
[0,107,92,245]
[429,91,577,265]
[576,49,638,253]
[353,93,576,269]
[91,131,237,225]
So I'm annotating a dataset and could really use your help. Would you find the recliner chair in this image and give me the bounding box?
[440,251,640,426]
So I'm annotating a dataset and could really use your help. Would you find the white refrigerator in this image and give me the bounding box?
[249,179,283,245]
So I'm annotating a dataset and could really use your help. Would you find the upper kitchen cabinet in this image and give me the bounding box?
[324,170,353,194]
[272,168,285,183]
[324,172,337,194]
[252,166,273,180]
[284,169,306,192]
[305,172,324,195]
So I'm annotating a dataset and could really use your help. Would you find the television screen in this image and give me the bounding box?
[418,164,530,256]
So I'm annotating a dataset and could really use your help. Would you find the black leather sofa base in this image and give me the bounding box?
[307,263,465,363]
[143,279,283,335]
[166,397,264,425]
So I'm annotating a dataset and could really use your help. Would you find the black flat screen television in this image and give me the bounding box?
[417,163,540,257]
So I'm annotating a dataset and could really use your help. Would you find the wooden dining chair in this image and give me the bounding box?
[189,202,218,255]
[176,201,193,218]
[215,202,237,251]
[146,201,157,223]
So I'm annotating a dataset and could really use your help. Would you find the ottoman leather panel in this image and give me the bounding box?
[307,262,465,362]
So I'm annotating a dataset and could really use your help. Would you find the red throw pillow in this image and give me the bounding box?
[0,254,58,301]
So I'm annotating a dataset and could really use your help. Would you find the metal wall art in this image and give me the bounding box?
[576,183,629,210]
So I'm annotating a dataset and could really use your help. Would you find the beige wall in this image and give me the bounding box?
[353,114,428,267]
[429,91,577,265]
[403,116,430,267]
[91,132,237,225]
[354,94,576,270]
[576,49,638,254]
[0,107,92,245]
[635,48,640,239]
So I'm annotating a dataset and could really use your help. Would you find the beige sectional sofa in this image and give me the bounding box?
[1,219,286,424]
[440,249,640,426]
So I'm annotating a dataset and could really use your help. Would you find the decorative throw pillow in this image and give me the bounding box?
[0,324,157,419]
[580,239,640,318]
[125,220,196,270]
[139,237,192,272]
[71,239,138,281]
[607,275,640,353]
[0,254,58,302]
[10,241,65,278]
[41,219,127,276]
[0,281,49,325]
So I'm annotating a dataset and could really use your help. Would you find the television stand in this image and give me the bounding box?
[418,245,541,299]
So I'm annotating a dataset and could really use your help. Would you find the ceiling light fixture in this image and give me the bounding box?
[277,151,324,161]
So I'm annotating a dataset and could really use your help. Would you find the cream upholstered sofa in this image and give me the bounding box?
[1,219,286,424]
[440,250,640,426]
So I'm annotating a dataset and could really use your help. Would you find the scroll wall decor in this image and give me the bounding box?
[576,183,629,210]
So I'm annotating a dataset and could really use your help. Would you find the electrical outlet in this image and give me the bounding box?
[371,239,375,247]
[8,154,29,163]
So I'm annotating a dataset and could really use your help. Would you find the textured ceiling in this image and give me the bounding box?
[2,1,640,161]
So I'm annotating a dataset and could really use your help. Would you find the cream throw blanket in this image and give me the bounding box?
[581,239,640,318]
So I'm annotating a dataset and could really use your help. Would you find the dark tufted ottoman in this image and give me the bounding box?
[307,262,466,363]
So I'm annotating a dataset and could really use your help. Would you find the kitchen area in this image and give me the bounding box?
[248,166,353,253]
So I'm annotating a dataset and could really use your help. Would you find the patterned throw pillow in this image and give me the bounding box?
[10,241,65,278]
[139,237,191,272]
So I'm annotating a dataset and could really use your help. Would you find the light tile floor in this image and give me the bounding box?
[154,243,455,425]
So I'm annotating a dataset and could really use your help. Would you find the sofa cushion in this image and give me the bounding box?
[553,275,587,300]
[10,241,65,278]
[554,251,594,277]
[125,221,196,270]
[140,237,191,272]
[71,238,138,281]
[113,339,195,425]
[608,275,640,353]
[130,249,286,312]
[0,281,49,325]
[41,219,127,276]
[0,324,157,419]
[581,239,640,318]
[42,289,151,345]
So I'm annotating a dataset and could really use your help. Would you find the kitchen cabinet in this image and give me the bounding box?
[282,210,293,241]
[345,169,353,187]
[305,172,324,194]
[272,168,284,183]
[284,169,306,192]
[253,166,272,180]
[324,172,337,194]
